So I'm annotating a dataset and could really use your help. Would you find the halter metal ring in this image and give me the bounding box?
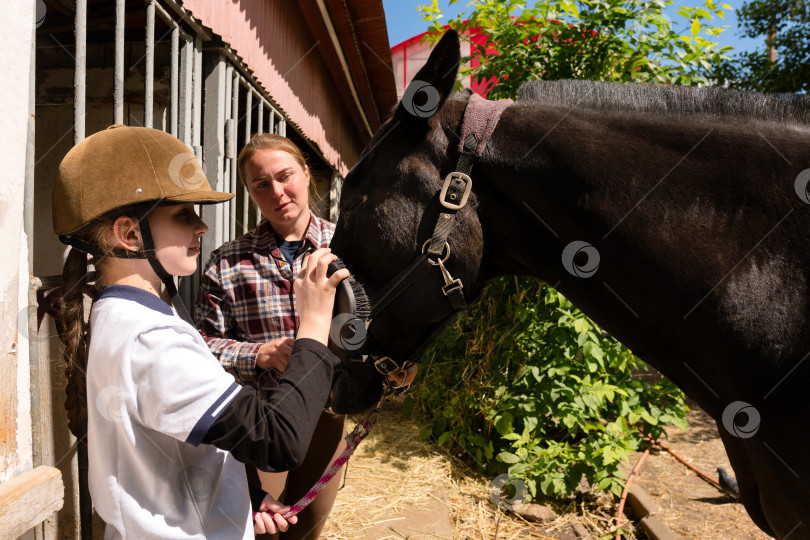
[421,239,450,265]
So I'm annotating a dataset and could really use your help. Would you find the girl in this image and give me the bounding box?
[195,133,344,539]
[54,124,349,539]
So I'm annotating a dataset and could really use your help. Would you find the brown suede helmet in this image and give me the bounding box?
[54,124,233,236]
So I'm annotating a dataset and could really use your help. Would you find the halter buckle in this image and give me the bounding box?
[439,171,472,211]
[373,355,402,375]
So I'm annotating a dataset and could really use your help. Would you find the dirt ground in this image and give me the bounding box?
[323,397,770,539]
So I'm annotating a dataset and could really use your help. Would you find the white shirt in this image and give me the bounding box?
[87,285,252,539]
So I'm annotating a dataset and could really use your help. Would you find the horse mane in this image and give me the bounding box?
[514,80,810,125]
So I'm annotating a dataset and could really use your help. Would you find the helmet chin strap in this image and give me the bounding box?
[59,203,196,325]
[134,205,195,326]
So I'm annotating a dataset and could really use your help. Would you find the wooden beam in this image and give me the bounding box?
[0,466,64,538]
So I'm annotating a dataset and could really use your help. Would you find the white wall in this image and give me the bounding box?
[0,0,35,484]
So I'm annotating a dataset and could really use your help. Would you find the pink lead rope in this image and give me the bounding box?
[252,411,379,521]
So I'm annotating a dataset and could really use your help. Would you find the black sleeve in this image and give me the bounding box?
[248,484,267,511]
[200,338,338,472]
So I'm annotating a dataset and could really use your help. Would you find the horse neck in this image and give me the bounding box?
[468,101,810,410]
[467,103,618,282]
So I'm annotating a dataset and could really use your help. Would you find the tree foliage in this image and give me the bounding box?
[418,0,733,99]
[715,0,810,92]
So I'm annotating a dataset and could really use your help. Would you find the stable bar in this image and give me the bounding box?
[149,0,180,136]
[202,52,229,261]
[170,26,179,137]
[183,35,193,143]
[222,64,233,246]
[179,35,193,144]
[74,0,87,142]
[192,36,202,149]
[243,89,252,234]
[177,36,188,144]
[144,0,155,128]
[114,0,125,124]
[230,72,239,240]
[257,101,264,134]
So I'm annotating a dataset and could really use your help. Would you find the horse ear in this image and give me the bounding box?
[395,30,460,123]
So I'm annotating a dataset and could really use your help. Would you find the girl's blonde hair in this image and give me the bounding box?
[236,133,317,212]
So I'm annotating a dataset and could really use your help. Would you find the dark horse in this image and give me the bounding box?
[328,30,810,537]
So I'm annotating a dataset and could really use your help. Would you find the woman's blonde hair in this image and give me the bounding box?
[236,133,317,212]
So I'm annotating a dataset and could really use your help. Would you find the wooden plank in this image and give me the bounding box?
[640,516,677,540]
[629,484,660,517]
[0,466,64,538]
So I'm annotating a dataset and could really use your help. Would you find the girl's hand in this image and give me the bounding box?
[256,337,294,371]
[252,495,297,534]
[294,248,349,345]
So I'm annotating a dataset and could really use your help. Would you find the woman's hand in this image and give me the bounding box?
[294,248,349,345]
[252,495,297,534]
[256,337,294,371]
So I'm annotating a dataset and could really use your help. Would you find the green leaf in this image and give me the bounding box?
[640,410,659,425]
[499,451,522,464]
[494,412,514,436]
[573,317,590,334]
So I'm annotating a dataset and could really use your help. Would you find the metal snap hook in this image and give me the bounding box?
[421,239,451,265]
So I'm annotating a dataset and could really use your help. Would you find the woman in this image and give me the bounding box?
[195,134,344,539]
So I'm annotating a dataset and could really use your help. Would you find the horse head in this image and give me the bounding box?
[329,31,488,414]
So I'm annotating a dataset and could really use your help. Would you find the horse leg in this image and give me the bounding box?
[716,423,775,537]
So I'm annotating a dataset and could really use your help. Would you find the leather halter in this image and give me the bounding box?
[362,94,514,377]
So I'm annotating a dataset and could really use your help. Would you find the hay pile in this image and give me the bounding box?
[322,398,619,539]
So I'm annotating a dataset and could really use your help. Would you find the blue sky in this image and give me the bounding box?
[381,0,760,55]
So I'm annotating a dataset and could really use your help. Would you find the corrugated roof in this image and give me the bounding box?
[178,0,396,174]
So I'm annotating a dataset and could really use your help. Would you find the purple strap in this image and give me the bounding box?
[458,93,514,156]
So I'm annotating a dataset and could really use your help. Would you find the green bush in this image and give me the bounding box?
[405,278,688,499]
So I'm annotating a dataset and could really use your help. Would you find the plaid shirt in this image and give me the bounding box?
[195,214,335,386]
